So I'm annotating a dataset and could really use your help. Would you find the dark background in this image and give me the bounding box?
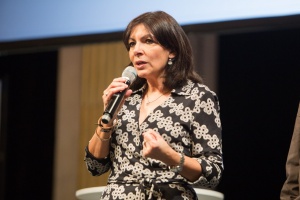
[217,27,300,199]
[1,16,300,200]
[0,52,58,200]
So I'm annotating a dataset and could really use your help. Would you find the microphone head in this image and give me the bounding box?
[122,66,137,84]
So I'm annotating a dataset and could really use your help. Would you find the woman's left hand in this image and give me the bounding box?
[142,129,176,163]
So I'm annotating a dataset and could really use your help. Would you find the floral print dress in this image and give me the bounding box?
[84,80,223,200]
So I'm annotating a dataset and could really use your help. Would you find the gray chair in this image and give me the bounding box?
[76,186,224,200]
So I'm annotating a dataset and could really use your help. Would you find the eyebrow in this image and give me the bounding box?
[129,33,153,41]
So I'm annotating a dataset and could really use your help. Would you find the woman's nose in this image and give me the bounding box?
[133,43,143,56]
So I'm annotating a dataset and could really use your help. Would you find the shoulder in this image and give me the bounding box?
[173,79,217,97]
[176,80,221,111]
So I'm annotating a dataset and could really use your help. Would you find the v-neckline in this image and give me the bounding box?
[138,94,171,125]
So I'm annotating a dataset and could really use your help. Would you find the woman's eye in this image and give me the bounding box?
[146,39,154,44]
[128,42,135,47]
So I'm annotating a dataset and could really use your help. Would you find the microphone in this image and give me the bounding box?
[101,66,137,124]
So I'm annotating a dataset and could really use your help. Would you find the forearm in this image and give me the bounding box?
[160,147,222,184]
[162,150,202,182]
[88,117,116,159]
[180,156,202,182]
[88,127,111,158]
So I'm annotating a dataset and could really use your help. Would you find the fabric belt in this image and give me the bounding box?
[110,178,183,200]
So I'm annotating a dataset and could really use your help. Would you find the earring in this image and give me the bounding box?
[168,58,173,65]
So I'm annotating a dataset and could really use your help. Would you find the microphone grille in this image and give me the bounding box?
[122,66,137,83]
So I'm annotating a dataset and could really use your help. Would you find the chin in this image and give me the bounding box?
[136,70,147,78]
[137,73,147,79]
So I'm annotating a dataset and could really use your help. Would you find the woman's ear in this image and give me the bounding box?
[169,52,176,59]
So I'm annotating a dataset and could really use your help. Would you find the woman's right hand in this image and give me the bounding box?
[102,77,133,122]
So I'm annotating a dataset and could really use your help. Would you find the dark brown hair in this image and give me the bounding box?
[123,11,202,91]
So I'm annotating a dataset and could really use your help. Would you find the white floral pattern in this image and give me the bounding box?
[84,80,223,199]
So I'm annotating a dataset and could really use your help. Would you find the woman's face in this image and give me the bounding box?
[128,24,175,80]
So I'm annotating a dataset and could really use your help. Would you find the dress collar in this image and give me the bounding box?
[131,79,197,96]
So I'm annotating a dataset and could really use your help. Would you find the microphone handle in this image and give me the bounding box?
[101,79,130,124]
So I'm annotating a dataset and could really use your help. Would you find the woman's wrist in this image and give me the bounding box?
[95,116,117,132]
[168,152,185,172]
[94,126,111,142]
[91,115,117,142]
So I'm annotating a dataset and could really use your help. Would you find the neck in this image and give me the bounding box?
[144,85,170,105]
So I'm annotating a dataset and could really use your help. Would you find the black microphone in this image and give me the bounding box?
[101,66,137,124]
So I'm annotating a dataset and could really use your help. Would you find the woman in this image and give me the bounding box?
[84,11,223,199]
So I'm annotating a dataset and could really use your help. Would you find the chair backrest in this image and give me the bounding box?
[194,188,224,200]
[76,187,104,200]
[76,186,225,200]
